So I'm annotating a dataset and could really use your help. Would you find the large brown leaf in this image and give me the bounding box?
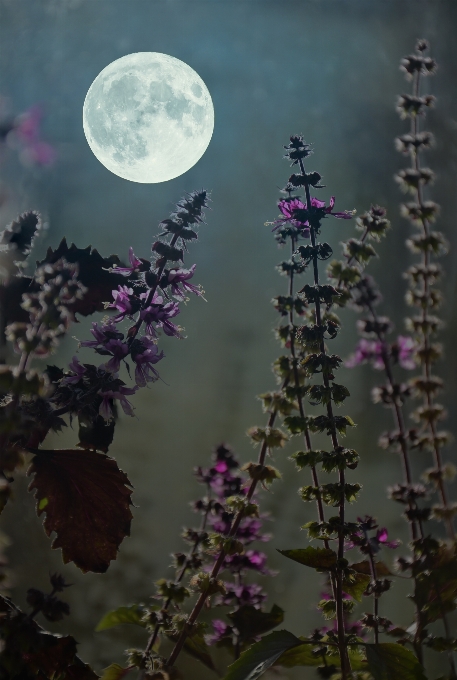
[28,449,133,573]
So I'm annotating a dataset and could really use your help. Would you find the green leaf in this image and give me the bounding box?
[224,630,302,680]
[342,572,371,602]
[228,605,284,642]
[28,449,133,573]
[365,643,427,680]
[184,634,216,672]
[276,640,320,667]
[278,547,337,570]
[100,664,132,680]
[276,639,367,670]
[96,605,147,632]
[167,633,216,672]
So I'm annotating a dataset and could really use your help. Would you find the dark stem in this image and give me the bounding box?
[299,157,350,679]
[410,66,455,540]
[144,483,212,657]
[366,549,379,644]
[166,395,286,668]
[128,233,179,345]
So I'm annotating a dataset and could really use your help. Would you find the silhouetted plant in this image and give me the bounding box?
[1,38,456,680]
[0,190,208,678]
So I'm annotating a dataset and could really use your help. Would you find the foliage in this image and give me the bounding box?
[1,38,456,680]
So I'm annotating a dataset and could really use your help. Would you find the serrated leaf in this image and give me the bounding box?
[0,595,99,679]
[36,239,136,317]
[167,633,216,672]
[28,449,133,573]
[228,605,284,641]
[365,643,427,680]
[96,605,147,632]
[278,547,337,570]
[342,572,371,602]
[224,630,302,680]
[278,640,367,670]
[275,640,320,667]
[351,560,392,577]
[100,664,132,680]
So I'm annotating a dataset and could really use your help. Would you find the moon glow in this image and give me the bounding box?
[83,52,214,183]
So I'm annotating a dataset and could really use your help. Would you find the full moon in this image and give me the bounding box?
[83,52,214,183]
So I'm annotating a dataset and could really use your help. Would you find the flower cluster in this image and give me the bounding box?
[60,190,208,423]
[198,445,274,649]
[346,335,416,371]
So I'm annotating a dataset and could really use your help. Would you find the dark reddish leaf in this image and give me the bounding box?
[0,595,99,679]
[228,604,284,642]
[78,414,116,453]
[28,449,133,573]
[36,238,137,317]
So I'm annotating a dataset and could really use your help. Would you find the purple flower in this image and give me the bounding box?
[103,339,129,373]
[80,321,129,373]
[217,583,267,607]
[273,196,353,234]
[346,516,400,554]
[130,336,164,387]
[223,550,272,575]
[139,293,182,338]
[375,527,401,550]
[346,338,385,370]
[99,384,138,420]
[112,247,149,277]
[109,286,141,321]
[165,265,203,301]
[205,619,232,646]
[62,356,87,385]
[13,105,56,167]
[395,335,416,370]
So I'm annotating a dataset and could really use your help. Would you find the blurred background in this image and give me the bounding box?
[1,0,456,677]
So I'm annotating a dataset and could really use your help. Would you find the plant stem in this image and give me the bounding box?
[410,67,455,541]
[166,404,280,669]
[299,159,350,679]
[128,234,179,345]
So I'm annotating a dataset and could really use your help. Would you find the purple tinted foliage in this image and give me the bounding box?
[346,515,400,554]
[346,336,416,371]
[62,356,87,385]
[394,335,416,370]
[109,286,141,321]
[12,105,56,167]
[273,195,352,235]
[139,294,181,338]
[99,384,138,420]
[112,248,145,277]
[192,445,273,647]
[130,336,164,387]
[164,265,204,301]
[346,338,384,370]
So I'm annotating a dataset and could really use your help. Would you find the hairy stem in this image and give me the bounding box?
[300,160,350,679]
[410,67,455,540]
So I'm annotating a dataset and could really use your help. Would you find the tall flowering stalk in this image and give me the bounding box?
[97,444,278,678]
[52,190,208,429]
[395,41,456,538]
[340,40,457,679]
